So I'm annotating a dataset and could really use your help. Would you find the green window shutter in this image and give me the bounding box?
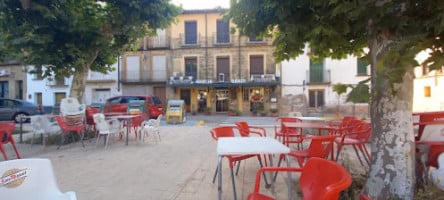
[357,58,368,75]
[309,59,324,83]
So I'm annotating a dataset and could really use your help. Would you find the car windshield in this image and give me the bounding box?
[151,97,162,105]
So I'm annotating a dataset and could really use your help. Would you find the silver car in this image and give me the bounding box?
[0,98,44,123]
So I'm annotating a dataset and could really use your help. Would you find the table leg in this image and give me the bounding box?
[217,155,223,200]
[285,154,293,200]
[126,119,130,145]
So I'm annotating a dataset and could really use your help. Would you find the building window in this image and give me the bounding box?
[0,81,9,97]
[216,20,230,44]
[424,86,431,97]
[248,34,264,42]
[15,80,23,99]
[185,21,197,45]
[309,89,325,108]
[243,88,250,102]
[309,59,324,83]
[185,57,197,79]
[250,55,264,76]
[217,56,230,82]
[33,66,44,80]
[35,92,43,105]
[357,58,369,75]
[54,92,66,105]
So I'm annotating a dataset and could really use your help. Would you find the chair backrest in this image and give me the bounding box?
[30,115,45,134]
[210,126,238,140]
[300,157,352,200]
[275,116,302,134]
[306,135,336,158]
[154,114,162,127]
[347,122,371,142]
[235,121,250,137]
[0,158,76,199]
[93,113,109,132]
[60,97,86,116]
[32,115,59,134]
[85,106,99,125]
[55,115,70,131]
[0,122,16,144]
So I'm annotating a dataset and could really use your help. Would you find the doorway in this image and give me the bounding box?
[180,89,191,112]
[215,89,229,112]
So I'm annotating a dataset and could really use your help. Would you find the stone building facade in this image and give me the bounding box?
[121,9,280,115]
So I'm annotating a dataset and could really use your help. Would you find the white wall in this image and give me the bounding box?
[27,62,120,106]
[281,52,370,109]
[25,66,71,106]
[413,68,444,112]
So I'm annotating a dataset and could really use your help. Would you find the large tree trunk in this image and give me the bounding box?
[70,65,89,103]
[362,37,415,199]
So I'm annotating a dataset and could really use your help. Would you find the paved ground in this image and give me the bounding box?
[4,114,366,200]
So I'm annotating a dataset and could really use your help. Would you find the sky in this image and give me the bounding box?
[171,0,230,9]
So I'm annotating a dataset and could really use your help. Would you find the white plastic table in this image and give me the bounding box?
[106,114,140,145]
[217,137,291,200]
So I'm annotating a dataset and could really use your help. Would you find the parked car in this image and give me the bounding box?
[0,98,44,123]
[103,95,163,119]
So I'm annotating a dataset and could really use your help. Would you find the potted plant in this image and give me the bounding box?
[228,108,241,116]
[259,109,268,117]
[270,108,279,117]
[205,107,212,115]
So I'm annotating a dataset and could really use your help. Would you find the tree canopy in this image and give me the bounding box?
[0,0,181,99]
[228,0,444,199]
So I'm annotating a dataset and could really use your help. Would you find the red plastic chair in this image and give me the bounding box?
[0,122,21,160]
[210,126,268,199]
[85,106,100,135]
[55,115,85,150]
[273,135,336,182]
[124,113,147,140]
[328,116,359,136]
[235,121,269,168]
[335,122,371,165]
[274,117,303,149]
[247,157,352,200]
[235,121,267,137]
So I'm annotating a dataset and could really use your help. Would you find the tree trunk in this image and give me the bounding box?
[69,65,89,103]
[362,37,415,199]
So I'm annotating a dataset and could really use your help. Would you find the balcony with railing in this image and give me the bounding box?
[173,34,273,49]
[167,73,279,87]
[212,32,232,46]
[46,77,69,87]
[306,69,331,84]
[137,35,171,50]
[178,33,202,47]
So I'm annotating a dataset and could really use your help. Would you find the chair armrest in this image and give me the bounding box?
[252,167,303,193]
[248,126,267,137]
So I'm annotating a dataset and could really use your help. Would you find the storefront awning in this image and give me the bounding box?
[167,81,280,88]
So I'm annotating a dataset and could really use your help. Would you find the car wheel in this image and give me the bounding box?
[14,113,29,123]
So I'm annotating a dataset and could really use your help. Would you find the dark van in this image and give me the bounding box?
[103,95,163,118]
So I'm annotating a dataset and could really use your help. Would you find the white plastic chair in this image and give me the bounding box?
[0,158,77,200]
[430,153,444,191]
[60,97,86,116]
[93,113,120,148]
[140,114,162,143]
[30,115,61,146]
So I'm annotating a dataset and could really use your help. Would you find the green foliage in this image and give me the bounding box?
[347,82,370,103]
[227,0,444,90]
[0,0,181,78]
[332,83,349,96]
